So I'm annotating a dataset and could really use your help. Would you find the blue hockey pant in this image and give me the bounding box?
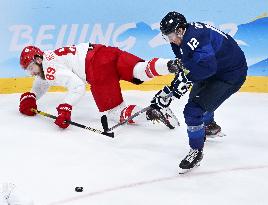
[184,77,246,150]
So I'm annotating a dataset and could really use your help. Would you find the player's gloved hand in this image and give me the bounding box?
[19,92,37,116]
[167,59,184,73]
[150,86,173,110]
[54,103,72,129]
[171,72,192,99]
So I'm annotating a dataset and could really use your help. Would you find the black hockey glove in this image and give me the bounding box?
[171,71,192,99]
[150,86,173,110]
[167,59,185,73]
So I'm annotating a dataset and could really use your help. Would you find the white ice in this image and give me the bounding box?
[0,91,268,205]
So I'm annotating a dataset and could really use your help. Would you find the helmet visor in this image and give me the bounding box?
[162,32,179,42]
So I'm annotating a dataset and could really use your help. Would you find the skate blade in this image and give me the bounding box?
[179,163,200,174]
[206,132,226,138]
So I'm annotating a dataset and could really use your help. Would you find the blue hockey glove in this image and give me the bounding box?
[151,86,173,110]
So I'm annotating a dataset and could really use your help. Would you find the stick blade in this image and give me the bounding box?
[101,115,114,138]
[101,115,109,132]
[102,131,115,138]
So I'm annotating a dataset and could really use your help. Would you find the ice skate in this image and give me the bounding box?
[146,107,179,129]
[205,121,225,138]
[179,148,203,174]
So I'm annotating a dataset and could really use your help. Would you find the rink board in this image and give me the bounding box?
[0,75,267,94]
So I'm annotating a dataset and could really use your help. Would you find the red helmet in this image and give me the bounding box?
[20,46,43,69]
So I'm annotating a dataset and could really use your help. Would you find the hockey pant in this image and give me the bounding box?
[86,46,172,113]
[184,77,246,150]
[86,46,144,112]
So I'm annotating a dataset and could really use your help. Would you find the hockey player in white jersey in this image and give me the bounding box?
[0,183,33,205]
[19,43,180,129]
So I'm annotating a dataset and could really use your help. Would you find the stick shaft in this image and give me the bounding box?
[31,109,114,138]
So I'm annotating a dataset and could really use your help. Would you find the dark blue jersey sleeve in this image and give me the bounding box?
[171,43,183,59]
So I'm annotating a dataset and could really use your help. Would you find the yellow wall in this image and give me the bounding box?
[0,75,267,94]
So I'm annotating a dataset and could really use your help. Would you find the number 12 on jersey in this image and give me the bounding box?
[187,38,199,50]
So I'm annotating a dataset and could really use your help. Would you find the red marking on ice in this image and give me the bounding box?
[48,165,268,205]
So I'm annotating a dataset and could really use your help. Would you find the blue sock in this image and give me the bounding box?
[203,111,214,126]
[187,124,205,150]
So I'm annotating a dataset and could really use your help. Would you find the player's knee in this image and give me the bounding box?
[107,103,146,124]
[183,101,205,126]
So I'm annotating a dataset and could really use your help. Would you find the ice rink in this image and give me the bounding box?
[1,90,268,205]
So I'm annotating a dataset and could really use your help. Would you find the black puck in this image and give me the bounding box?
[75,187,83,192]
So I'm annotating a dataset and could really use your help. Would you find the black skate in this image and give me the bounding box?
[146,107,179,129]
[205,122,225,138]
[179,148,203,174]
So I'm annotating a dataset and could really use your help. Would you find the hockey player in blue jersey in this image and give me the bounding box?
[151,11,247,172]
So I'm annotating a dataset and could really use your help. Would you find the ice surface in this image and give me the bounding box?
[0,91,268,205]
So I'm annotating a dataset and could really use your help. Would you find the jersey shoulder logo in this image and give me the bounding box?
[45,52,55,61]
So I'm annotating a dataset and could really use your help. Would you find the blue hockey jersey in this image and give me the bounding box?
[171,22,247,83]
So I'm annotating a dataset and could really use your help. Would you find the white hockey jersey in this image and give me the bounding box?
[31,43,89,106]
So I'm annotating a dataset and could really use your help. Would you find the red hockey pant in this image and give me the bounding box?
[86,46,144,112]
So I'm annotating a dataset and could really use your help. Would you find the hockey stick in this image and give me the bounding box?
[31,109,114,138]
[102,92,175,132]
[103,106,152,132]
[102,70,190,132]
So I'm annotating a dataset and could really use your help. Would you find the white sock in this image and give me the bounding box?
[133,58,171,81]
